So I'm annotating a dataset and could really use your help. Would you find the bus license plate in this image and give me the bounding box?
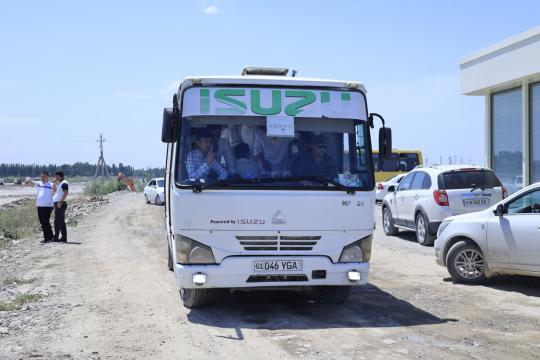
[463,198,489,206]
[253,260,303,273]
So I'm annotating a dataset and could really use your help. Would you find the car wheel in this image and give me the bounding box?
[145,194,150,204]
[167,243,173,272]
[415,213,434,246]
[382,207,398,236]
[155,195,161,205]
[180,288,208,308]
[446,241,487,284]
[317,286,351,304]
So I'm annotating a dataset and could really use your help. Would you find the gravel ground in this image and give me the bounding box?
[0,183,85,206]
[0,194,539,359]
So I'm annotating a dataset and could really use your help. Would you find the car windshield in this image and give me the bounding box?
[439,170,502,190]
[175,116,373,190]
[373,152,419,172]
[157,179,165,187]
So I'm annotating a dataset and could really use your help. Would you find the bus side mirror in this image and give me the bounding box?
[162,94,181,143]
[494,204,506,217]
[162,108,176,143]
[379,127,392,159]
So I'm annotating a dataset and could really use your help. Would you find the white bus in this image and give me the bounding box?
[162,67,392,308]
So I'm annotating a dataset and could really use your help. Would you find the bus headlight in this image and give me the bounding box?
[175,235,216,264]
[339,235,372,263]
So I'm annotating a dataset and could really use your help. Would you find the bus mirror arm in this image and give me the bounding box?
[162,94,181,143]
[369,113,392,159]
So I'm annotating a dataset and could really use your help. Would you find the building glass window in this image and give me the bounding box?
[492,87,522,193]
[531,83,540,184]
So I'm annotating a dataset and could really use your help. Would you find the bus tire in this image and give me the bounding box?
[180,288,208,308]
[317,286,351,304]
[167,243,173,272]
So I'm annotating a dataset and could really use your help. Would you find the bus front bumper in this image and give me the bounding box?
[175,256,369,289]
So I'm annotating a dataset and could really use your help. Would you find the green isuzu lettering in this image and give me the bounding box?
[201,88,351,115]
[284,90,316,116]
[215,89,247,114]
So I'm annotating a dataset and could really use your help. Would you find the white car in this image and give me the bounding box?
[435,182,540,283]
[382,165,506,246]
[376,174,405,202]
[144,178,165,205]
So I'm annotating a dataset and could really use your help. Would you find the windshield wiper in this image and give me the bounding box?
[287,175,356,194]
[189,178,256,192]
[190,175,356,194]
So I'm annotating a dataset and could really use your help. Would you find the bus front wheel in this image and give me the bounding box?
[180,288,208,308]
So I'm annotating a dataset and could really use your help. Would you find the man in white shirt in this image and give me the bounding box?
[253,127,292,176]
[25,171,54,244]
[52,171,69,243]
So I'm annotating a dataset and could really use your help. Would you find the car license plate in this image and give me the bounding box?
[253,260,303,272]
[463,198,489,206]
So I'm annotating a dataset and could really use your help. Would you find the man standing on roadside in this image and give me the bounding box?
[52,171,69,242]
[24,172,54,244]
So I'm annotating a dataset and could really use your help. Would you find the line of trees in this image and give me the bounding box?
[0,162,164,178]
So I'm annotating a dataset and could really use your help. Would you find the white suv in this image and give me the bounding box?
[382,165,506,246]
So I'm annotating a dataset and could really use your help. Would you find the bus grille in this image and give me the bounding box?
[236,236,321,251]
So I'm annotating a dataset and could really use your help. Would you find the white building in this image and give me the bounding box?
[460,25,540,192]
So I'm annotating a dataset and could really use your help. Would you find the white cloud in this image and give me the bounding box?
[114,91,152,100]
[202,5,220,15]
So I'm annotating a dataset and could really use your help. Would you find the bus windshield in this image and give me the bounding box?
[175,116,373,190]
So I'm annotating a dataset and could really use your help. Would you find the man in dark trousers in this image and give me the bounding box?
[52,171,69,242]
[24,172,54,244]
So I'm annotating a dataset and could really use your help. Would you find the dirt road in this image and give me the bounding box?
[1,193,539,359]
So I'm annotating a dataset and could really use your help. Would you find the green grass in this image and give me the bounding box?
[0,293,44,311]
[83,179,127,196]
[0,199,40,240]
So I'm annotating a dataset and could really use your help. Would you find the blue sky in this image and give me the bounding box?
[1,1,539,168]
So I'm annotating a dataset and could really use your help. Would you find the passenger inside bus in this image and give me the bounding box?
[252,127,292,177]
[186,128,228,181]
[293,134,337,179]
[234,142,259,179]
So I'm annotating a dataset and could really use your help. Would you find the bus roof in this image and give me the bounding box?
[178,75,366,93]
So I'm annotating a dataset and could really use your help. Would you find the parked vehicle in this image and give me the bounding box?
[435,182,540,283]
[375,174,405,202]
[373,149,422,182]
[382,165,506,246]
[161,67,393,308]
[144,178,165,205]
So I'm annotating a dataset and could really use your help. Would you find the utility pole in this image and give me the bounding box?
[95,134,110,178]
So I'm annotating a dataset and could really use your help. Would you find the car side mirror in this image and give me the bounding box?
[494,204,506,216]
[387,185,396,193]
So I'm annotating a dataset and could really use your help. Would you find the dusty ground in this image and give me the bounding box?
[0,183,85,206]
[1,192,539,359]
